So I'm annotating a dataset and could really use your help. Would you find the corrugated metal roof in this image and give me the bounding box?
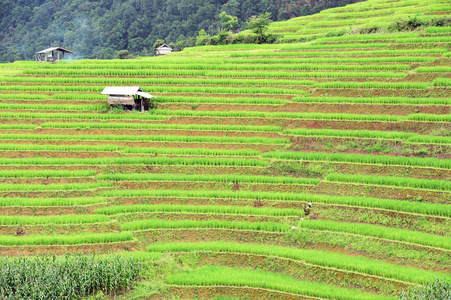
[36,47,75,54]
[101,87,156,99]
[157,44,172,50]
[137,92,156,99]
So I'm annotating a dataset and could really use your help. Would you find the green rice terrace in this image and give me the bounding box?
[0,0,450,299]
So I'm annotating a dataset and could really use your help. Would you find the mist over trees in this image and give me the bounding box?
[0,0,364,62]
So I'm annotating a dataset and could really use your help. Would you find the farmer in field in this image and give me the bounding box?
[304,202,312,216]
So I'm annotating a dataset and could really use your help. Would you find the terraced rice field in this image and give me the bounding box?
[0,0,450,298]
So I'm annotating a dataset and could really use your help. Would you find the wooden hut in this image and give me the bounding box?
[100,86,156,111]
[35,47,75,63]
[156,44,173,55]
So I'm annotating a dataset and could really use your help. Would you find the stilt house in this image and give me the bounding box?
[100,87,156,111]
[35,47,75,62]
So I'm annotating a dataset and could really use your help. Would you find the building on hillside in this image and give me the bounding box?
[35,47,75,63]
[100,86,157,111]
[156,44,172,55]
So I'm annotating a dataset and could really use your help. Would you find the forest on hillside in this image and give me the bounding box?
[0,0,364,62]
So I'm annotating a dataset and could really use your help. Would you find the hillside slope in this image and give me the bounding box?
[0,0,450,299]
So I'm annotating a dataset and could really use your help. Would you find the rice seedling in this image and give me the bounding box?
[101,189,451,217]
[166,265,393,300]
[313,82,429,89]
[147,241,450,284]
[0,111,167,121]
[0,143,262,157]
[0,232,133,245]
[120,219,291,232]
[94,204,301,217]
[263,151,451,169]
[0,157,268,167]
[0,197,107,207]
[0,215,110,226]
[326,173,451,191]
[39,122,282,132]
[297,220,451,250]
[98,173,320,185]
[0,133,288,145]
[433,78,451,87]
[154,109,403,121]
[0,182,113,191]
[425,26,451,33]
[292,97,450,105]
[0,170,96,178]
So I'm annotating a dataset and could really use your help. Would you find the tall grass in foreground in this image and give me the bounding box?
[101,189,451,217]
[0,254,141,300]
[147,242,450,284]
[0,232,132,245]
[166,266,394,300]
[297,220,451,250]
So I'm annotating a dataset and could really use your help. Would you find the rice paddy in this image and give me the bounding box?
[0,0,449,298]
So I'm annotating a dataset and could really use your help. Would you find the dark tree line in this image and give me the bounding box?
[0,0,364,62]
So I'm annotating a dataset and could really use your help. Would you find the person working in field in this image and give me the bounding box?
[304,202,312,216]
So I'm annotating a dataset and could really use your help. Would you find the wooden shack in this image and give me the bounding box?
[156,44,173,55]
[35,47,75,63]
[100,86,156,111]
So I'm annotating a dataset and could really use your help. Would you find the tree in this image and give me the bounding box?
[246,12,272,39]
[115,50,129,59]
[219,11,238,31]
[153,39,164,51]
